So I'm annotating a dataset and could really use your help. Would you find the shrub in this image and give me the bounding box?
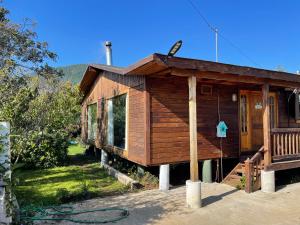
[13,130,69,168]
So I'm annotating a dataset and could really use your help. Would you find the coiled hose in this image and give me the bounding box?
[20,205,129,224]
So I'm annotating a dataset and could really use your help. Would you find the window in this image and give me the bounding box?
[107,94,127,149]
[240,95,247,133]
[295,93,300,122]
[87,103,97,141]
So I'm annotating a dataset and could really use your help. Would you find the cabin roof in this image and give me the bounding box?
[80,53,300,96]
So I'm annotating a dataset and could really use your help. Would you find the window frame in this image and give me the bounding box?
[106,93,128,150]
[87,102,98,141]
[295,93,300,122]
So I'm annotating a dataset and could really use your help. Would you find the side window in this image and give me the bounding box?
[240,95,247,133]
[295,93,300,122]
[87,103,97,141]
[107,99,114,145]
[107,94,127,149]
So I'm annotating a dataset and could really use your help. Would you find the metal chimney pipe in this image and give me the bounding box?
[105,41,112,66]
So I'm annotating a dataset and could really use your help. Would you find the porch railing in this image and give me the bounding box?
[244,146,264,193]
[271,128,300,160]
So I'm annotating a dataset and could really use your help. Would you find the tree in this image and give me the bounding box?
[0,4,82,168]
[0,5,61,78]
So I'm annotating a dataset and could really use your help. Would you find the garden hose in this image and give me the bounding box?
[20,205,129,224]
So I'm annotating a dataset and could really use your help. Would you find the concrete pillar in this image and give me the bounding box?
[137,166,145,178]
[202,160,212,183]
[100,149,108,166]
[159,164,170,191]
[261,170,275,193]
[186,180,202,208]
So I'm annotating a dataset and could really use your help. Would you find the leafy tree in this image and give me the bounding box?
[0,4,82,168]
[0,5,61,78]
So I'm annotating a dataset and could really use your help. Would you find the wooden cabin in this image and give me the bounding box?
[80,53,300,192]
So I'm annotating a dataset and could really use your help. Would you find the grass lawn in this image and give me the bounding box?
[14,144,129,207]
[68,143,85,155]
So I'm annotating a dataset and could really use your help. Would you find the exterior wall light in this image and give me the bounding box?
[232,93,237,102]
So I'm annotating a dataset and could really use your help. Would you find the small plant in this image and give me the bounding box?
[139,172,159,189]
[240,176,246,189]
[56,188,71,204]
[78,181,91,199]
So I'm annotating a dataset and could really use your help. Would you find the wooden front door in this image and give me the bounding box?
[240,90,277,152]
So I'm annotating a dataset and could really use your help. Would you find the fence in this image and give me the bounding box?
[0,122,12,224]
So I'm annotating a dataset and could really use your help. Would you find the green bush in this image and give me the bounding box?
[13,130,69,168]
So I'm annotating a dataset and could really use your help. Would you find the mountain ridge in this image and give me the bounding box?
[59,64,88,84]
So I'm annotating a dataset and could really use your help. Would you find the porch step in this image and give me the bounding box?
[222,163,245,189]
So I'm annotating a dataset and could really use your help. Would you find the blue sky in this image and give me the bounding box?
[3,0,300,72]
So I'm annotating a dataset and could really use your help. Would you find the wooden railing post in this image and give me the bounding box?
[262,83,271,166]
[245,158,253,193]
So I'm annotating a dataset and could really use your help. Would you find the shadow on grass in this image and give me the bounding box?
[13,154,129,207]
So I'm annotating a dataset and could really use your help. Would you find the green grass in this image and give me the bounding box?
[13,145,129,207]
[68,143,85,155]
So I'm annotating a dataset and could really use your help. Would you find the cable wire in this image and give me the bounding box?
[186,0,262,67]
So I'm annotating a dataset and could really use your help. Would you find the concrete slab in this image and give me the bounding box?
[37,182,300,225]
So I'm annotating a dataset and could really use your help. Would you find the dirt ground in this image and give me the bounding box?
[37,182,300,225]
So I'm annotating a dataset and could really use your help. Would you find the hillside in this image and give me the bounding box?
[59,64,88,84]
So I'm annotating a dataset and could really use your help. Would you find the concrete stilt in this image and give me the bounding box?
[100,149,108,166]
[137,166,145,178]
[159,164,170,191]
[261,170,275,193]
[202,160,212,183]
[186,180,202,208]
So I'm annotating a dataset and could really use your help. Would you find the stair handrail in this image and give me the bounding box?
[244,146,264,193]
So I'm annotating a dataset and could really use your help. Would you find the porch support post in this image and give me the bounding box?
[262,83,275,192]
[262,83,271,166]
[186,75,201,208]
[188,75,199,181]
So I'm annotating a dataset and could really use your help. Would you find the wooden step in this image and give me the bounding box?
[223,174,243,188]
[235,168,245,174]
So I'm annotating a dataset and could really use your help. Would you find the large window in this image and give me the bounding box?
[87,103,97,141]
[107,94,127,149]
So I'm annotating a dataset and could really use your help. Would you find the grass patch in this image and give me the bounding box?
[68,143,85,156]
[13,145,129,207]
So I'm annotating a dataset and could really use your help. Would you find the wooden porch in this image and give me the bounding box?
[244,127,300,193]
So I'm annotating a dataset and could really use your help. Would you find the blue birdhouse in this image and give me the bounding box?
[217,121,228,138]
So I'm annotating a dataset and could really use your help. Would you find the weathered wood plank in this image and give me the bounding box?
[188,75,199,182]
[262,83,271,166]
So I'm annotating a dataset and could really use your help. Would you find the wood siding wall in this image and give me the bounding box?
[81,71,147,165]
[128,84,147,164]
[148,77,239,165]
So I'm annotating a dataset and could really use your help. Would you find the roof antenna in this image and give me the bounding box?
[167,40,183,57]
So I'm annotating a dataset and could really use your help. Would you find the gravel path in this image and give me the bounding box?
[36,182,300,225]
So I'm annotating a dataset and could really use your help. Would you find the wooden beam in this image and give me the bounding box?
[170,68,300,88]
[266,160,300,171]
[262,83,272,166]
[188,75,199,181]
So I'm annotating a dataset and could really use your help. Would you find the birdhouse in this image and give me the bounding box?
[216,121,228,138]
